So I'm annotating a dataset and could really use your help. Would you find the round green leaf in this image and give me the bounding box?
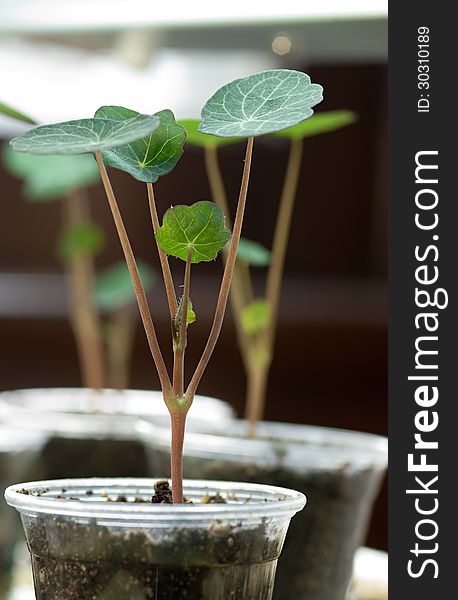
[3,146,99,200]
[199,69,323,138]
[94,260,156,311]
[273,110,357,141]
[95,107,185,182]
[237,237,271,267]
[241,299,271,335]
[0,101,36,125]
[156,201,231,263]
[178,119,242,149]
[9,114,160,156]
[58,223,104,263]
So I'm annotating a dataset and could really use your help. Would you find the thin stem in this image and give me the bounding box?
[245,362,270,437]
[106,305,136,390]
[146,182,178,317]
[62,189,105,389]
[170,411,186,503]
[204,146,253,367]
[186,137,254,401]
[95,151,173,399]
[243,138,303,431]
[173,248,192,397]
[265,138,303,351]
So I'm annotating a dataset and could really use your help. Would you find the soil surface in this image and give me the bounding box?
[22,482,280,600]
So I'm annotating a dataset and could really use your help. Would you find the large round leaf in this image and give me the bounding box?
[156,201,231,263]
[237,237,271,266]
[273,110,357,141]
[95,107,185,182]
[179,119,242,149]
[3,146,99,200]
[9,114,160,155]
[199,69,323,138]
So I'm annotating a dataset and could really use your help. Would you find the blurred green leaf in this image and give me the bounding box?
[273,110,357,141]
[95,107,185,182]
[199,69,323,138]
[178,119,242,149]
[0,101,36,124]
[9,114,160,155]
[237,237,271,267]
[156,201,231,263]
[241,299,271,335]
[58,223,104,263]
[94,261,156,311]
[3,145,100,200]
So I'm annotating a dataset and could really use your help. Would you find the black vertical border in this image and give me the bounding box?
[389,1,455,597]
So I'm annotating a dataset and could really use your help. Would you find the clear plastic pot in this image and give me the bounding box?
[0,389,234,479]
[138,419,388,600]
[0,426,45,598]
[5,478,306,600]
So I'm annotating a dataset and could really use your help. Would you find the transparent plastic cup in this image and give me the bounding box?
[0,389,234,479]
[0,426,45,598]
[5,478,306,600]
[138,419,388,600]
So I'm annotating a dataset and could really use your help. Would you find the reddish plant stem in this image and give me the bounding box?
[186,137,254,402]
[170,410,187,503]
[146,182,178,318]
[95,151,173,400]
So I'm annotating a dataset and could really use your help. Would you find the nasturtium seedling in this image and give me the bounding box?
[3,147,100,200]
[94,261,156,312]
[9,114,160,155]
[199,69,323,138]
[0,101,36,124]
[273,109,357,141]
[237,237,271,267]
[156,201,231,263]
[95,107,186,182]
[178,119,242,148]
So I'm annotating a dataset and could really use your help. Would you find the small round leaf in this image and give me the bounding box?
[199,69,323,138]
[94,261,156,311]
[156,201,231,263]
[241,299,271,335]
[58,223,104,263]
[237,237,271,267]
[3,146,99,200]
[95,107,186,182]
[9,114,160,156]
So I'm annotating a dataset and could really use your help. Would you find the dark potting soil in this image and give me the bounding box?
[21,482,280,600]
[41,436,149,479]
[150,451,384,600]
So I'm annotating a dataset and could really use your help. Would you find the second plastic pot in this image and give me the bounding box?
[0,388,234,479]
[139,419,387,600]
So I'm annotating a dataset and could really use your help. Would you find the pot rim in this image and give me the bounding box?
[138,419,388,471]
[5,478,306,523]
[0,424,46,454]
[0,388,234,438]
